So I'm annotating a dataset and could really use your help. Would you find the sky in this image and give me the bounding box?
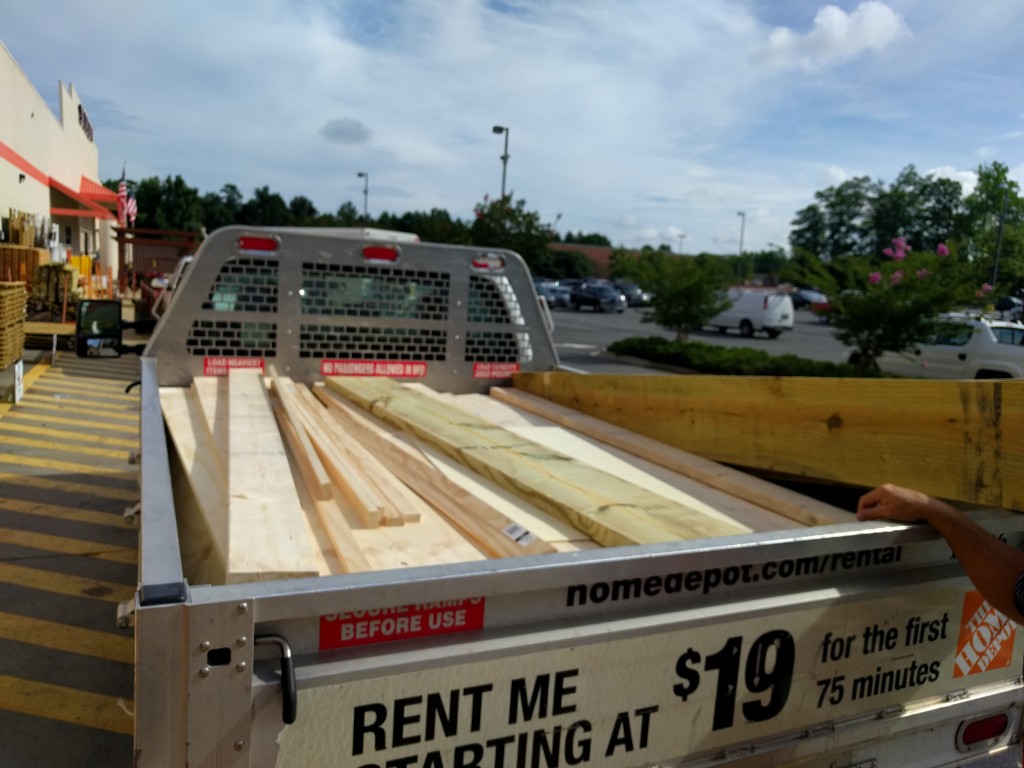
[3,0,1023,255]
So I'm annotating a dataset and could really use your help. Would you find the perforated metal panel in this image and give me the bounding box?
[144,227,559,392]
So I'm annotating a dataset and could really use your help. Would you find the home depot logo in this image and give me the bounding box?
[953,590,1015,678]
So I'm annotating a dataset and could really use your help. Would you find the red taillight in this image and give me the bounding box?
[960,713,1009,746]
[237,236,279,253]
[471,252,506,272]
[362,245,400,263]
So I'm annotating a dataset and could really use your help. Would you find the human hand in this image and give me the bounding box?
[856,483,937,524]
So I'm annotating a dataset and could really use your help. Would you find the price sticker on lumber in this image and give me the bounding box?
[320,599,486,650]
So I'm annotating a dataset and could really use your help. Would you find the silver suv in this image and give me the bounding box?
[877,313,1024,379]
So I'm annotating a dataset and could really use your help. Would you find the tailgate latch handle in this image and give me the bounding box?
[256,634,297,725]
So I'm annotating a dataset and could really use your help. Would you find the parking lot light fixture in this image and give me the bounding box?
[492,125,509,200]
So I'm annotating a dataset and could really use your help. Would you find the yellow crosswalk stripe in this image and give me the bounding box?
[0,674,134,735]
[29,385,139,403]
[7,399,139,422]
[0,452,138,476]
[0,611,133,663]
[0,496,133,529]
[0,561,133,603]
[21,391,140,412]
[0,527,137,565]
[0,421,138,448]
[0,472,139,503]
[0,433,134,461]
[1,411,138,434]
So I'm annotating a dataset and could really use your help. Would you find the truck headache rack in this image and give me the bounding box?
[144,227,558,393]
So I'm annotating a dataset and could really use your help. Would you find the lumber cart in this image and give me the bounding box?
[80,226,1024,767]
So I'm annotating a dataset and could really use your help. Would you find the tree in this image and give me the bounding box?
[959,162,1024,293]
[642,254,731,340]
[288,195,319,225]
[469,195,554,275]
[238,186,290,226]
[829,237,973,373]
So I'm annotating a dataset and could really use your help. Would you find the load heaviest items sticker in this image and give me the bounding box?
[320,599,485,650]
[203,356,265,376]
[277,586,1022,768]
[472,362,521,379]
[321,360,428,378]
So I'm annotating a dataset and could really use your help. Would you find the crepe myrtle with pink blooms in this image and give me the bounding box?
[828,237,975,375]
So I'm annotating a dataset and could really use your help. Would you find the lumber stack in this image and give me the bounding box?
[0,282,26,370]
[159,372,851,585]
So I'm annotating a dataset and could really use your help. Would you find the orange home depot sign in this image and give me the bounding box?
[954,590,1016,678]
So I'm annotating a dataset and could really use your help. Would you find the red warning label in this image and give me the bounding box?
[203,357,266,376]
[472,362,521,379]
[320,360,428,378]
[953,590,1015,678]
[319,598,485,650]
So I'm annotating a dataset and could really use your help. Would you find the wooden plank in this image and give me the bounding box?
[444,392,794,532]
[325,377,748,547]
[267,368,332,500]
[280,378,386,527]
[159,386,228,566]
[269,395,372,573]
[313,384,562,556]
[512,372,1024,512]
[191,376,228,459]
[489,386,850,527]
[226,369,323,582]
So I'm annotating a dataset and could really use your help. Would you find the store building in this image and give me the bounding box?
[0,39,118,273]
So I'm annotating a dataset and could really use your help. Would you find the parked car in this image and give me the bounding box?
[875,313,1024,379]
[792,288,828,310]
[707,288,794,338]
[571,281,627,313]
[994,295,1023,321]
[612,280,651,307]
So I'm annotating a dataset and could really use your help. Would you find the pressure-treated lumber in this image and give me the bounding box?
[325,377,748,546]
[489,386,850,527]
[313,384,560,557]
[439,391,798,532]
[512,372,1024,511]
[226,369,323,582]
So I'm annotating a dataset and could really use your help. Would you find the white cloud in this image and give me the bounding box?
[755,2,911,71]
[1,0,1021,257]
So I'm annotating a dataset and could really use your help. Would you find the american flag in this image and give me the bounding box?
[117,169,128,226]
[125,190,137,225]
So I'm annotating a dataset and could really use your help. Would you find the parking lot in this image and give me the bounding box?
[548,303,851,372]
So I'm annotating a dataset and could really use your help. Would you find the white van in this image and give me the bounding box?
[708,288,794,338]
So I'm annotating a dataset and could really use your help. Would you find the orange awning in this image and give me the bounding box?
[48,177,114,220]
[78,175,118,204]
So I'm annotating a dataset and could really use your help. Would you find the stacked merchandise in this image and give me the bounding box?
[0,282,26,369]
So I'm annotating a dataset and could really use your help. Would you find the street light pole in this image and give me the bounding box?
[737,211,746,279]
[677,233,686,254]
[492,125,509,199]
[357,171,369,222]
[993,183,1009,287]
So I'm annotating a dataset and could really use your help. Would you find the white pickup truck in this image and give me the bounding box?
[75,228,1024,768]
[878,313,1024,379]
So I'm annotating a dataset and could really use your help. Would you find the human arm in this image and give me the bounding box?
[857,483,1024,625]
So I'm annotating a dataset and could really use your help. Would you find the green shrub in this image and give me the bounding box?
[607,337,876,377]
